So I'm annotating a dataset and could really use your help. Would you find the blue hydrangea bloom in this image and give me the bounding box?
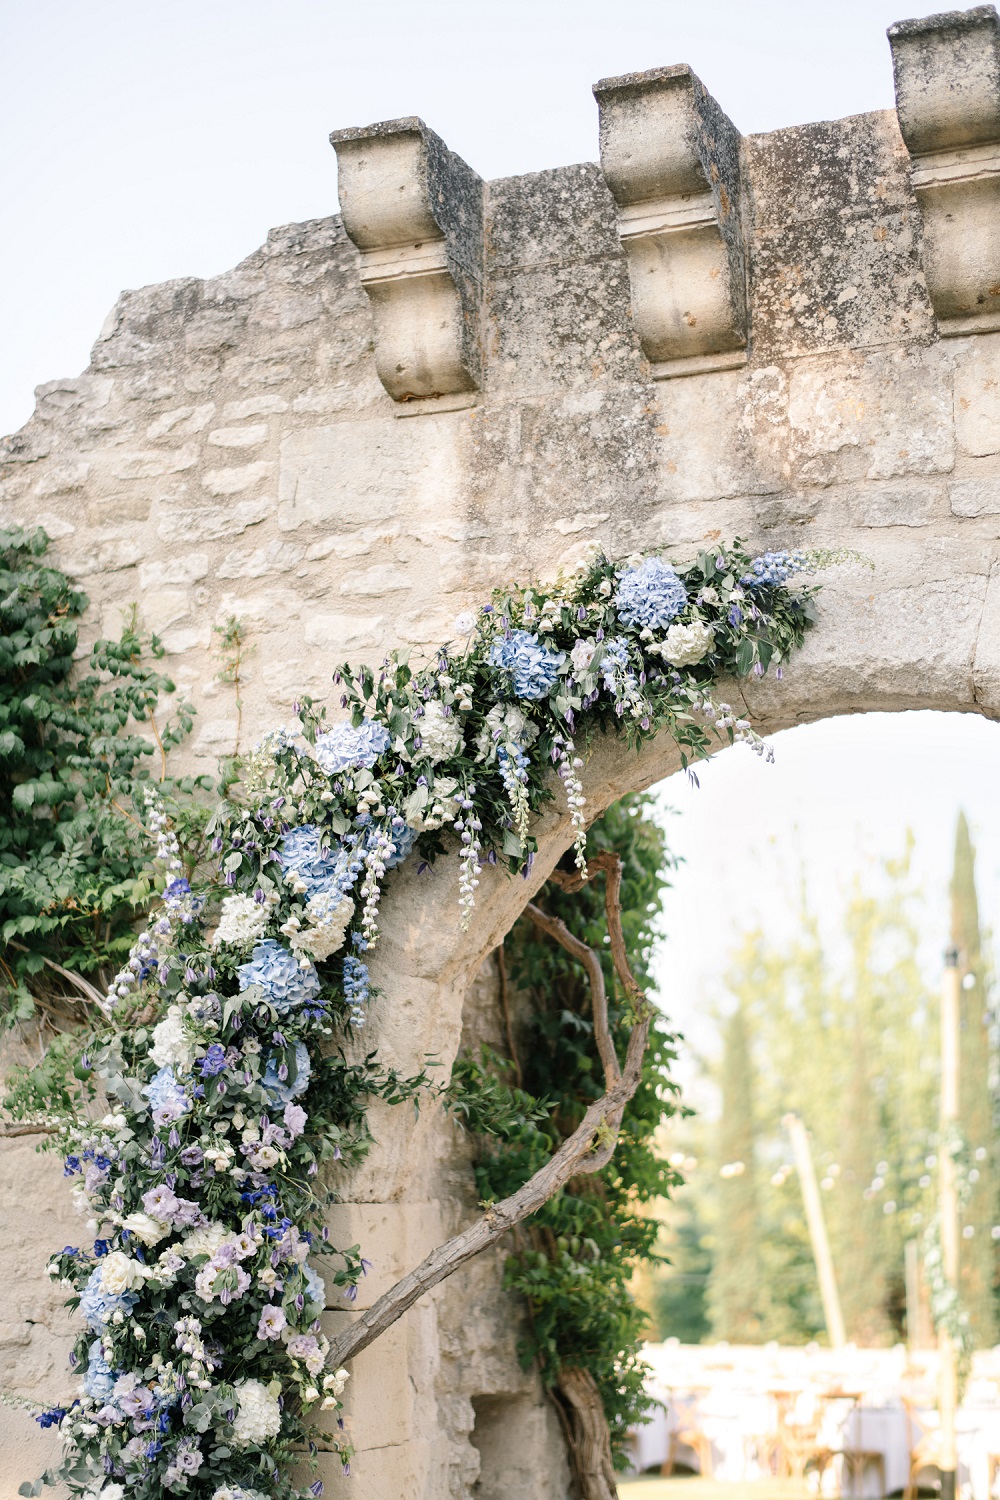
[237,940,321,1012]
[314,719,391,775]
[740,549,808,587]
[302,1262,326,1309]
[79,1266,138,1333]
[262,1041,311,1105]
[614,557,688,629]
[82,1339,116,1400]
[142,1066,190,1122]
[279,825,358,899]
[385,824,418,870]
[489,631,566,700]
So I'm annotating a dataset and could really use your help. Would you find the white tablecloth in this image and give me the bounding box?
[628,1342,1000,1498]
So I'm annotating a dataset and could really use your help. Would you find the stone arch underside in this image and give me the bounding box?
[5,8,1000,1494]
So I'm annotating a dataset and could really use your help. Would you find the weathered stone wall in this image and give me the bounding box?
[4,7,1000,1494]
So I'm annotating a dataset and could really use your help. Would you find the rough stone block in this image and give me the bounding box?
[955,335,1000,455]
[207,423,269,448]
[201,460,273,495]
[951,475,1000,516]
[278,417,465,531]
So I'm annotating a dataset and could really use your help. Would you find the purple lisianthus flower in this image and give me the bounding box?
[142,1186,178,1220]
[283,1103,307,1139]
[179,1145,203,1168]
[257,1305,287,1340]
[614,556,688,629]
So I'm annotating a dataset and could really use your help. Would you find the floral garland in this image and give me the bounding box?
[26,542,839,1500]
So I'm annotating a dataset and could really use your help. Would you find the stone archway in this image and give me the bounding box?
[3,6,1000,1495]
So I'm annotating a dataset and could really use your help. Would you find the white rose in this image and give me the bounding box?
[100,1251,145,1294]
[452,610,476,637]
[119,1212,169,1246]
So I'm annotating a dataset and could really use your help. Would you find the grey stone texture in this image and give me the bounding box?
[5,10,1000,1495]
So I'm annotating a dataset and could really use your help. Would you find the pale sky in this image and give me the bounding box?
[3,2,996,1098]
[4,0,910,438]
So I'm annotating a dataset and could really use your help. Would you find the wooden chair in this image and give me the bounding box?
[841,1445,886,1498]
[902,1397,943,1500]
[661,1413,714,1478]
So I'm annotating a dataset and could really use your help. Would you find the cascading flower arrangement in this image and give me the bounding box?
[26,542,844,1500]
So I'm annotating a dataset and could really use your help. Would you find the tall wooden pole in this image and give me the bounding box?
[938,945,961,1500]
[784,1112,847,1349]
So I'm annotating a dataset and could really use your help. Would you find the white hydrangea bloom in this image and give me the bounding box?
[294,893,354,962]
[230,1377,282,1447]
[570,638,597,674]
[181,1221,230,1260]
[416,700,464,763]
[212,893,269,951]
[661,620,715,667]
[149,1004,195,1072]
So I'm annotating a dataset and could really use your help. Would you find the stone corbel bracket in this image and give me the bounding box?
[330,117,483,403]
[593,64,748,380]
[889,5,1000,336]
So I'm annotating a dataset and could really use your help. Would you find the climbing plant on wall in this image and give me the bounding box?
[5,534,845,1500]
[451,793,682,1470]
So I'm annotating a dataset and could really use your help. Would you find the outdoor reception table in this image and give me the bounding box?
[628,1343,1000,1495]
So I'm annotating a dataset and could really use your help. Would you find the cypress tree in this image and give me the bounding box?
[834,1011,892,1343]
[951,812,997,1345]
[709,1002,762,1341]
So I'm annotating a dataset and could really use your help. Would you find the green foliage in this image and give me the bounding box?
[670,837,994,1348]
[0,526,212,1099]
[708,1001,763,1340]
[951,813,998,1344]
[447,794,682,1466]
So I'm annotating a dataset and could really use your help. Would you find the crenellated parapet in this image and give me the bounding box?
[330,117,484,403]
[592,64,748,379]
[889,5,1000,335]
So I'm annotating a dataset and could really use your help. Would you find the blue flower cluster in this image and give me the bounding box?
[740,550,808,587]
[489,631,566,700]
[343,954,370,1026]
[142,1066,190,1123]
[79,1266,138,1333]
[262,1040,311,1105]
[279,824,360,900]
[614,557,688,629]
[385,823,418,870]
[82,1339,116,1399]
[314,719,391,775]
[237,939,321,1012]
[598,636,632,694]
